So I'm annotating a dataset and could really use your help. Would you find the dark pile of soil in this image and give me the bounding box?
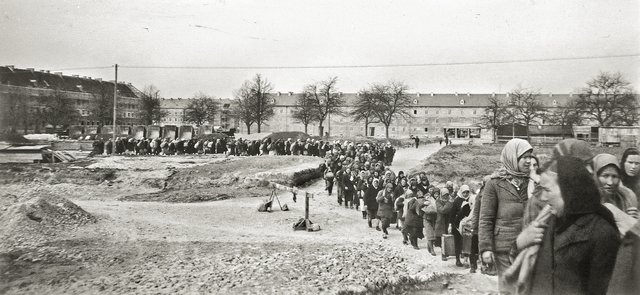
[0,133,32,144]
[265,131,310,141]
[409,145,504,184]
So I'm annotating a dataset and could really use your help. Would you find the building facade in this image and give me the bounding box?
[158,97,238,130]
[0,65,142,133]
[243,92,577,139]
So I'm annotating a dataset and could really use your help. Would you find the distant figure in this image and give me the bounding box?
[439,138,443,145]
[414,136,420,148]
[445,135,449,146]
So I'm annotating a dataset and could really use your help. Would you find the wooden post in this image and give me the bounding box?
[305,192,311,230]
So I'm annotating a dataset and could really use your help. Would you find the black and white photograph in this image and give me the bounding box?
[0,0,639,294]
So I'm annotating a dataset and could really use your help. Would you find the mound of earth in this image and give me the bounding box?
[0,133,32,144]
[120,156,323,202]
[0,194,96,247]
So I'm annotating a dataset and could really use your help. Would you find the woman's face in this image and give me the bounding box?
[518,151,533,174]
[598,166,620,195]
[400,179,407,186]
[539,171,564,217]
[530,158,539,175]
[433,191,440,199]
[386,185,393,193]
[624,155,640,177]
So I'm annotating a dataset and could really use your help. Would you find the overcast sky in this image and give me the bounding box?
[1,0,638,98]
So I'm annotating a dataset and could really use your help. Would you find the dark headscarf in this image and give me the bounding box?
[552,139,594,164]
[556,156,617,233]
[620,147,640,189]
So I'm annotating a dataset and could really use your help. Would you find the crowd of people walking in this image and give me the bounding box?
[321,137,640,295]
[90,137,396,160]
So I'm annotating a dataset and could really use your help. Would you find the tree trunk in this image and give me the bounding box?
[245,123,252,135]
[385,124,390,139]
[364,118,369,137]
[318,122,324,138]
[304,124,308,134]
[257,122,262,133]
[493,128,497,143]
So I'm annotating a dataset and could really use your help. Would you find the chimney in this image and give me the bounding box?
[288,91,293,96]
[454,92,458,96]
[45,70,50,73]
[491,92,496,97]
[416,92,420,97]
[54,72,63,77]
[466,93,470,96]
[72,74,79,78]
[548,93,553,97]
[277,92,281,96]
[96,78,102,82]
[430,92,434,96]
[338,92,343,96]
[26,68,34,72]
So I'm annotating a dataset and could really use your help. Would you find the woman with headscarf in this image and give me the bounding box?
[523,139,595,227]
[479,138,533,294]
[620,147,640,203]
[435,187,454,261]
[592,153,638,218]
[343,168,357,209]
[451,184,471,267]
[511,156,620,295]
[394,178,408,229]
[364,178,382,229]
[423,186,439,256]
[405,190,426,249]
[377,183,395,239]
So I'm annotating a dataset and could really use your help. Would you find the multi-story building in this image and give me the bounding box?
[244,91,579,140]
[0,65,142,133]
[158,97,238,130]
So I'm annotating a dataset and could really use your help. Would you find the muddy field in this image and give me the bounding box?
[0,145,500,294]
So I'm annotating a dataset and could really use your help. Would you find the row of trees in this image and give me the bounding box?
[481,72,639,142]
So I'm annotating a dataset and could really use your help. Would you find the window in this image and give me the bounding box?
[424,128,428,132]
[425,109,428,114]
[473,109,477,115]
[448,109,452,114]
[413,110,417,115]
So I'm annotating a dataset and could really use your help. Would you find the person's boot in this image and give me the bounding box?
[456,255,464,267]
[427,241,436,256]
[441,254,448,261]
[362,211,367,219]
[409,237,420,250]
[368,219,372,228]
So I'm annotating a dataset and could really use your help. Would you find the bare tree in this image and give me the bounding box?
[547,99,583,139]
[183,93,218,127]
[308,77,344,137]
[2,89,32,134]
[291,91,316,134]
[243,74,275,133]
[350,89,380,136]
[41,89,79,131]
[509,88,546,141]
[480,96,509,143]
[371,81,413,139]
[89,85,120,127]
[233,81,256,134]
[576,72,638,127]
[138,85,168,125]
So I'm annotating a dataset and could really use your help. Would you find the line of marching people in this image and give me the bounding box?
[324,138,640,294]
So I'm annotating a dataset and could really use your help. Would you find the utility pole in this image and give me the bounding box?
[112,64,118,143]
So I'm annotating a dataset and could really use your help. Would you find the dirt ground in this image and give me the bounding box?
[0,144,499,294]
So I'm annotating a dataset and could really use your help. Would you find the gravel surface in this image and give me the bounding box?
[1,144,499,294]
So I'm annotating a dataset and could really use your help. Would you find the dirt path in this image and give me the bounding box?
[3,143,498,294]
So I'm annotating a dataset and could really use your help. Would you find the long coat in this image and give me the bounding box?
[478,178,528,253]
[405,197,425,228]
[525,214,620,295]
[364,185,381,210]
[435,197,453,237]
[376,190,394,219]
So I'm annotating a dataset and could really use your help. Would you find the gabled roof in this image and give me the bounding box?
[159,97,235,109]
[0,66,140,98]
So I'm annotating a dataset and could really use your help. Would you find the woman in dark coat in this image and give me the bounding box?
[364,178,382,229]
[435,187,453,260]
[377,183,395,239]
[403,191,425,249]
[479,138,533,294]
[512,156,620,295]
[342,168,356,209]
[423,187,439,256]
